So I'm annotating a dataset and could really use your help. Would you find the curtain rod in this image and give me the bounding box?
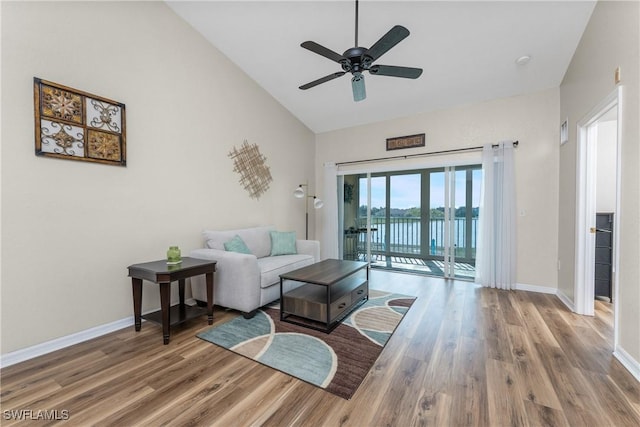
[336,140,519,167]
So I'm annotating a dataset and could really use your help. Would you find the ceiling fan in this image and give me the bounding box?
[298,0,423,102]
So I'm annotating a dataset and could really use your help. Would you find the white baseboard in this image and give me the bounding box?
[614,346,640,382]
[1,298,200,368]
[1,316,134,368]
[515,282,557,294]
[555,289,575,312]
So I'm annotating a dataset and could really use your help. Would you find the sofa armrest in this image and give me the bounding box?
[189,248,262,313]
[190,248,228,261]
[296,240,320,262]
[190,248,260,273]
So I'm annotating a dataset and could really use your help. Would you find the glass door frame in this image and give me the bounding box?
[347,164,480,279]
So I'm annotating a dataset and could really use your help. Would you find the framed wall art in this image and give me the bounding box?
[34,77,126,166]
[386,133,425,151]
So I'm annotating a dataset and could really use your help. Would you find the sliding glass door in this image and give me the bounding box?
[341,165,480,280]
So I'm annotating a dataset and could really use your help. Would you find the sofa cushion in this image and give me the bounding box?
[203,225,274,258]
[269,231,297,256]
[224,235,252,254]
[257,254,314,289]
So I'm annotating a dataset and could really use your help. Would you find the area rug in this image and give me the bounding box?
[197,290,415,400]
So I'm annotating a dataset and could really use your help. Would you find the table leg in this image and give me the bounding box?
[280,277,283,321]
[132,278,143,332]
[206,272,214,324]
[159,282,171,344]
[179,279,185,305]
[178,278,187,318]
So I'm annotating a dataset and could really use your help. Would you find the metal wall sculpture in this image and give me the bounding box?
[34,77,126,166]
[228,140,273,200]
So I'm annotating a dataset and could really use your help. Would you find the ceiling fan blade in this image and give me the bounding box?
[299,72,346,90]
[365,25,410,62]
[369,65,423,79]
[351,72,366,102]
[301,41,347,64]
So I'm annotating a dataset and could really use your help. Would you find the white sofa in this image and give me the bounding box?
[190,225,320,318]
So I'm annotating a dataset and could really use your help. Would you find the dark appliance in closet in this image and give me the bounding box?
[594,213,613,302]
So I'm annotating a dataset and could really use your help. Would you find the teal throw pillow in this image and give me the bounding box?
[270,231,297,256]
[224,235,252,254]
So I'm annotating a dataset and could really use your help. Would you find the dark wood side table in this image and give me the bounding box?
[128,257,216,344]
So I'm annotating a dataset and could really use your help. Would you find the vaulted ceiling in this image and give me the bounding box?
[167,1,596,133]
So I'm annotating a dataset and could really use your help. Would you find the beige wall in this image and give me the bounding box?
[1,1,314,354]
[315,89,560,289]
[559,1,639,364]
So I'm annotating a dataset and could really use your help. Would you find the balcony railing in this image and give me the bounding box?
[353,216,478,261]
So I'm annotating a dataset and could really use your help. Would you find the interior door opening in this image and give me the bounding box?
[574,87,620,354]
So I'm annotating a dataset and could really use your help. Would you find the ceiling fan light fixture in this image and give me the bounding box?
[352,72,366,102]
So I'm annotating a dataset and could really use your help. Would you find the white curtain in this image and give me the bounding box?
[321,162,339,260]
[475,142,517,290]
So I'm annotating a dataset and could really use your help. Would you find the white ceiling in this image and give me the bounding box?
[167,1,596,133]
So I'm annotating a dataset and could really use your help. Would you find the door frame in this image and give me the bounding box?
[574,87,621,344]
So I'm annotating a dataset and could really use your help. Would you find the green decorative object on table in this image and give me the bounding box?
[166,246,182,264]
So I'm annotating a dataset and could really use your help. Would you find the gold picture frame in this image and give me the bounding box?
[34,77,126,166]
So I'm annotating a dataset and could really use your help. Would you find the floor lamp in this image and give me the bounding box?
[294,183,323,239]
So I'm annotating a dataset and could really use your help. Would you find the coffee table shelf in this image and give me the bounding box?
[279,259,368,332]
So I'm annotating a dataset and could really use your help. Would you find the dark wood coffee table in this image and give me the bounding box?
[279,259,368,332]
[128,257,216,344]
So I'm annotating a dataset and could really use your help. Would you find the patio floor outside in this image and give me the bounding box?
[365,255,476,280]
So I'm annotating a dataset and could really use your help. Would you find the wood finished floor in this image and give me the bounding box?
[1,270,639,426]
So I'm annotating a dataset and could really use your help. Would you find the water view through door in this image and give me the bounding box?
[342,166,481,280]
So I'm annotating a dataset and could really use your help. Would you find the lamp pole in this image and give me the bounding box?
[304,194,309,240]
[294,182,323,240]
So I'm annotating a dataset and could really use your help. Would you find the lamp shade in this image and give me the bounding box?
[293,186,305,198]
[313,198,324,209]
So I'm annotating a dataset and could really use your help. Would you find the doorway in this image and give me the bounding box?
[574,87,621,342]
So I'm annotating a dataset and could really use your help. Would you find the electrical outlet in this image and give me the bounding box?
[558,259,562,271]
[615,67,621,84]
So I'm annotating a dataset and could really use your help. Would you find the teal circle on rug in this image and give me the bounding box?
[199,310,273,348]
[258,333,336,387]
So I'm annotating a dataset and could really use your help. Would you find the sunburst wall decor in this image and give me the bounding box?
[33,77,126,166]
[228,140,273,200]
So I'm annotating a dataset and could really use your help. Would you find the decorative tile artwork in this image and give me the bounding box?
[228,140,273,200]
[386,133,425,151]
[34,78,126,166]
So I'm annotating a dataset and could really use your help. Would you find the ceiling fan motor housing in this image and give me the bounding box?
[341,47,372,74]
